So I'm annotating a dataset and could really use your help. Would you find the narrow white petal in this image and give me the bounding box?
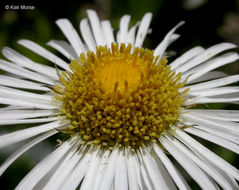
[126,150,140,190]
[114,150,128,190]
[87,10,106,46]
[182,112,239,134]
[184,52,239,82]
[0,130,57,176]
[42,143,81,190]
[56,18,86,56]
[0,59,54,85]
[126,22,139,46]
[168,134,237,190]
[175,129,239,181]
[0,109,59,120]
[185,127,239,154]
[160,135,218,190]
[153,144,191,190]
[133,154,148,190]
[187,86,239,97]
[170,46,205,70]
[184,96,239,105]
[134,13,152,47]
[18,39,70,71]
[186,71,227,84]
[154,21,185,59]
[192,124,239,145]
[0,85,52,101]
[99,148,118,190]
[80,149,101,190]
[188,109,239,122]
[182,75,239,92]
[47,40,78,59]
[139,147,175,190]
[101,20,115,46]
[15,139,75,190]
[139,157,153,190]
[0,120,68,149]
[93,150,111,190]
[0,117,58,125]
[80,18,96,51]
[175,43,237,73]
[117,15,131,44]
[0,75,49,91]
[2,47,58,80]
[0,96,56,109]
[60,149,91,190]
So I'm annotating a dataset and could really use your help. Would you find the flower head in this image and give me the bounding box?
[0,9,239,190]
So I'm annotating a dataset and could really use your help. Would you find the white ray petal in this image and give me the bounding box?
[174,129,239,181]
[184,96,239,105]
[139,147,175,190]
[170,46,205,70]
[185,127,239,154]
[160,135,218,190]
[188,109,239,122]
[0,109,59,120]
[47,40,78,59]
[80,18,96,51]
[15,139,75,190]
[175,43,236,73]
[93,150,111,190]
[187,86,239,97]
[192,124,239,145]
[114,150,128,190]
[182,112,239,134]
[0,59,54,85]
[0,85,52,101]
[80,149,101,190]
[0,120,68,149]
[56,18,86,56]
[154,21,185,59]
[99,148,118,190]
[153,143,191,190]
[186,71,228,85]
[0,117,58,125]
[184,52,239,82]
[139,156,153,190]
[126,150,140,190]
[132,154,148,190]
[126,22,139,46]
[183,75,239,92]
[59,149,91,190]
[134,13,152,47]
[2,47,58,80]
[0,75,49,91]
[101,20,115,46]
[117,15,131,44]
[42,143,81,190]
[87,10,106,46]
[18,39,70,71]
[168,134,237,190]
[0,130,57,176]
[0,96,56,109]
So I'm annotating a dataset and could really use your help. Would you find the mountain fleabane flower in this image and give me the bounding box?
[0,10,239,190]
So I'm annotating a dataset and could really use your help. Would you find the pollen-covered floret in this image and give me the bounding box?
[54,43,187,148]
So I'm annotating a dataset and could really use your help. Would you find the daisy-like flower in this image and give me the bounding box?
[0,10,239,190]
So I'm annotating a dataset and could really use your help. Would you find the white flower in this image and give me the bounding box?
[0,9,239,190]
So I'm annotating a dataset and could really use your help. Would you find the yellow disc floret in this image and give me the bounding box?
[54,43,186,148]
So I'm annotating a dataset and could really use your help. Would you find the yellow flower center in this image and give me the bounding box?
[54,43,186,148]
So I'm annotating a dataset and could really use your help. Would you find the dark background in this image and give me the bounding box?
[0,0,239,189]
